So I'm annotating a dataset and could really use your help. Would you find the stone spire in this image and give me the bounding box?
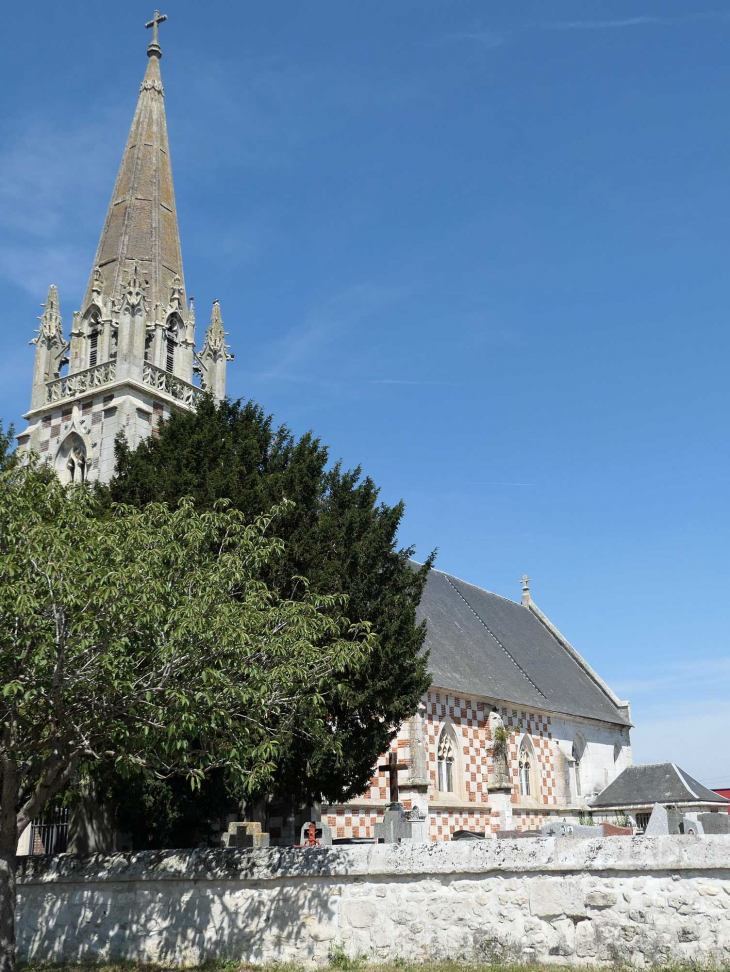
[30,285,69,408]
[18,12,233,485]
[194,300,233,400]
[80,13,185,318]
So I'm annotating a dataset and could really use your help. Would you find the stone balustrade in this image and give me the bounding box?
[46,361,117,403]
[142,362,201,407]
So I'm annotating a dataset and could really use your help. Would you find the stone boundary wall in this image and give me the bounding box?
[17,836,730,967]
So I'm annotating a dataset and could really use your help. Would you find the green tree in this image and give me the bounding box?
[0,423,16,473]
[0,463,371,972]
[104,397,433,821]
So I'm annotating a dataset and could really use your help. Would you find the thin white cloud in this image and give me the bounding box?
[445,11,730,52]
[444,30,507,49]
[547,12,730,30]
[0,110,126,297]
[630,702,730,784]
[614,657,730,697]
[464,481,534,487]
[259,283,406,380]
[370,378,460,387]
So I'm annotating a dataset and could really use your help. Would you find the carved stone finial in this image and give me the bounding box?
[207,299,225,351]
[32,284,63,345]
[123,263,148,313]
[169,274,183,311]
[91,267,103,299]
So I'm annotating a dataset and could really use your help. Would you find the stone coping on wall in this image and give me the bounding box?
[17,834,730,886]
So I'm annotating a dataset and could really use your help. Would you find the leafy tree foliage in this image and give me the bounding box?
[104,397,433,812]
[0,423,16,473]
[0,463,370,972]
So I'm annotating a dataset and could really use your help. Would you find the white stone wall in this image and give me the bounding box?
[17,837,730,967]
[548,713,632,806]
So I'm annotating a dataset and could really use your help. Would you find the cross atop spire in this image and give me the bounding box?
[520,574,532,606]
[145,9,167,58]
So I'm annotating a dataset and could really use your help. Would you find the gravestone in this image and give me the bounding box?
[224,820,270,848]
[542,821,599,839]
[373,748,428,843]
[495,829,541,839]
[644,804,670,835]
[697,812,730,835]
[299,820,333,846]
[645,804,705,836]
[375,806,412,843]
[679,815,703,836]
[405,805,429,842]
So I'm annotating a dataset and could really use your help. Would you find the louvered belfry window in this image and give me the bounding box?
[89,330,99,368]
[166,337,175,374]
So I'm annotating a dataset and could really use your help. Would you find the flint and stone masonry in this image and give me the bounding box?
[17,837,730,967]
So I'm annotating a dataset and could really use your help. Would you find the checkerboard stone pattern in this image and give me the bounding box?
[325,809,384,839]
[328,690,559,842]
[503,706,557,806]
[33,394,171,480]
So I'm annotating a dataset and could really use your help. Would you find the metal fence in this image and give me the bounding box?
[30,807,69,855]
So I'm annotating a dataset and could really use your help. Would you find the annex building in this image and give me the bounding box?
[17,16,633,847]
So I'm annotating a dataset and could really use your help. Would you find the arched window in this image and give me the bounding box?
[56,433,88,486]
[572,732,586,798]
[518,737,535,797]
[437,725,457,793]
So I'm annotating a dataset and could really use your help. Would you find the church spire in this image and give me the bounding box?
[19,13,231,483]
[80,10,185,319]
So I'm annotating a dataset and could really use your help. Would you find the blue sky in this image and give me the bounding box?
[2,1,729,788]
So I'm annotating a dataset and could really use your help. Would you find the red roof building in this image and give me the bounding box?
[714,788,730,811]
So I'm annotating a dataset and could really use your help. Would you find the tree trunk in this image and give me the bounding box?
[0,841,17,972]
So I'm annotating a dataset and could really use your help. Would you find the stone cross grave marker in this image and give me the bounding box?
[379,749,408,808]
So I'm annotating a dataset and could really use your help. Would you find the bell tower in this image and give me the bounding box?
[17,12,233,483]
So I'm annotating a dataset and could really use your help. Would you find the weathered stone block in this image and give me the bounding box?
[586,890,617,908]
[529,879,585,919]
[341,899,377,928]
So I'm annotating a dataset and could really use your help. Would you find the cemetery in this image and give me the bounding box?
[6,8,730,972]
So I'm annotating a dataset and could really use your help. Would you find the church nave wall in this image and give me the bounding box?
[329,687,630,841]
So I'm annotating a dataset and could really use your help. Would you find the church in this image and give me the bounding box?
[16,16,633,847]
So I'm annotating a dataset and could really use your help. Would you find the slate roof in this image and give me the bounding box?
[591,763,730,808]
[416,568,630,726]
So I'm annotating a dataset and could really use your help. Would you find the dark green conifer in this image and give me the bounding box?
[101,397,433,842]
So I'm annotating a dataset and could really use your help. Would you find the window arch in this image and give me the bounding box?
[437,724,457,794]
[55,433,88,485]
[572,732,587,798]
[518,735,537,797]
